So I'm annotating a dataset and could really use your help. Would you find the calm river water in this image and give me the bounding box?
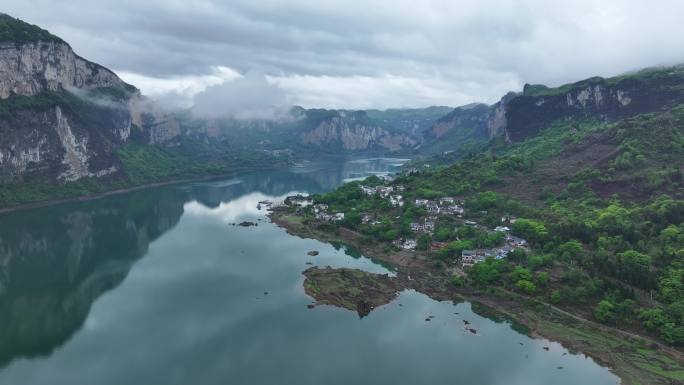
[0,158,618,385]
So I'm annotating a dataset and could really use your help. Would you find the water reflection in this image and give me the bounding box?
[0,157,619,385]
[0,188,186,366]
[0,158,404,367]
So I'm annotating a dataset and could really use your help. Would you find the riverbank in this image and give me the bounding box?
[271,208,684,385]
[0,164,282,215]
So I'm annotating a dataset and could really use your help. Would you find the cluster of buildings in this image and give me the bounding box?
[460,235,529,268]
[284,195,312,207]
[415,197,465,216]
[313,203,345,222]
[360,184,405,207]
[393,238,417,250]
[410,219,435,233]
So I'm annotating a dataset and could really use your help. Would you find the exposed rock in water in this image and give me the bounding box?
[302,266,400,318]
[238,221,256,227]
[307,250,319,256]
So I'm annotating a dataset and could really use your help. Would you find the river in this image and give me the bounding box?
[0,158,618,385]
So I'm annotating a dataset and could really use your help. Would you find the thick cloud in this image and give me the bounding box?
[192,72,290,119]
[4,0,684,108]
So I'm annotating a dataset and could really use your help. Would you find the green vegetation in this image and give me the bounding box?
[285,102,684,351]
[522,65,684,97]
[0,13,64,44]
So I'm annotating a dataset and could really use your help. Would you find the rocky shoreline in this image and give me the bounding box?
[270,207,684,385]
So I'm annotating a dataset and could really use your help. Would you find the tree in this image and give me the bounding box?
[507,248,527,263]
[535,271,549,286]
[469,258,508,286]
[342,212,361,228]
[417,234,432,252]
[509,266,532,283]
[659,268,684,304]
[515,279,536,294]
[639,308,668,331]
[557,240,584,265]
[594,300,616,324]
[434,227,452,242]
[617,250,652,288]
[451,275,465,286]
[660,322,684,345]
[437,240,472,261]
[511,219,548,244]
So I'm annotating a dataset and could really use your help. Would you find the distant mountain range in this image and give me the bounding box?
[2,12,684,207]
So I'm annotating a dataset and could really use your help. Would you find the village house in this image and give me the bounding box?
[411,218,435,233]
[315,212,333,221]
[285,195,312,207]
[395,185,405,192]
[461,250,477,267]
[360,185,375,196]
[390,195,404,207]
[444,204,464,215]
[427,203,441,215]
[507,235,527,247]
[410,222,425,232]
[415,199,429,207]
[439,197,455,205]
[361,213,373,224]
[494,226,510,233]
[424,220,435,232]
[315,211,345,222]
[461,249,486,268]
[494,245,514,259]
[465,220,477,226]
[376,186,394,198]
[313,203,329,213]
[402,239,417,250]
[501,215,518,224]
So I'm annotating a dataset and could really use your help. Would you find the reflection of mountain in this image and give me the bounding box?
[0,158,404,366]
[0,188,186,366]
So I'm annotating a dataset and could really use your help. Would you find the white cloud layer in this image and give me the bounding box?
[4,0,684,109]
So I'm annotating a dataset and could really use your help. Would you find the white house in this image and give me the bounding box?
[439,197,455,205]
[402,239,417,250]
[390,195,404,207]
[415,199,429,207]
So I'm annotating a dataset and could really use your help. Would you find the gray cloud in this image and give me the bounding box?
[4,1,684,108]
[192,72,290,119]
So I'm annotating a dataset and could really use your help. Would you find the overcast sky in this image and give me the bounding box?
[4,0,684,110]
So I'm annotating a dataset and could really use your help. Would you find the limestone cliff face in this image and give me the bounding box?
[0,100,133,183]
[0,40,124,99]
[301,112,416,151]
[504,68,684,141]
[426,67,684,151]
[0,15,146,183]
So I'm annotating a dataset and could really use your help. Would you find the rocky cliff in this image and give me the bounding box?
[0,14,144,184]
[0,40,125,99]
[0,14,196,186]
[424,66,684,154]
[504,67,684,141]
[299,110,417,151]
